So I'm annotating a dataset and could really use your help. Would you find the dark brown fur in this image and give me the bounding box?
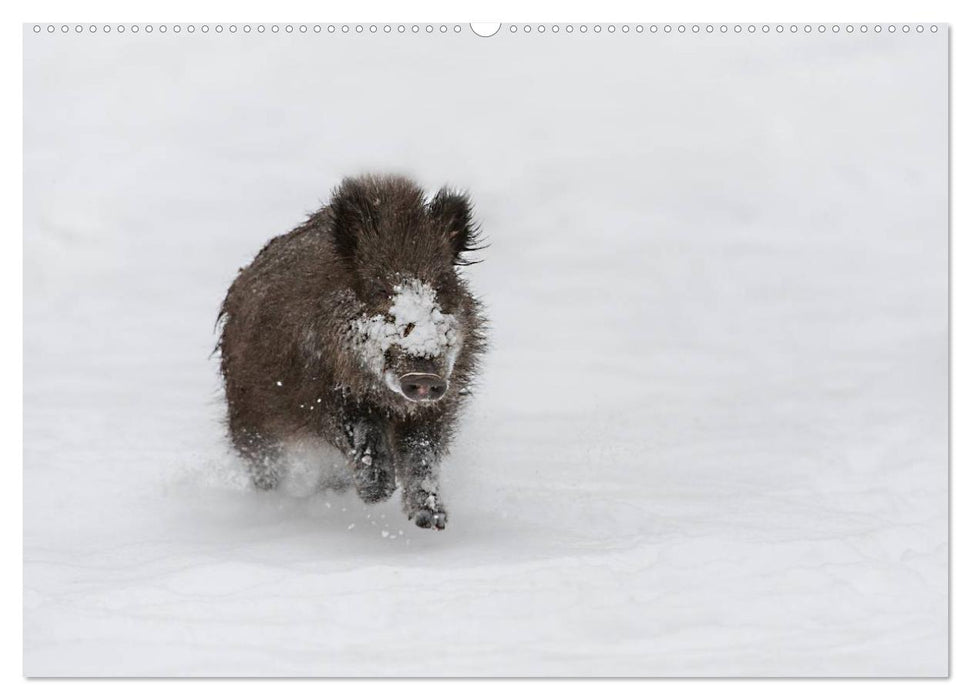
[216,175,487,529]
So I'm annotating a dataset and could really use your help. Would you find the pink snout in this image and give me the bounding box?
[399,373,448,402]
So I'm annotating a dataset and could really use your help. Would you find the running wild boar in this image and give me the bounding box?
[216,175,487,530]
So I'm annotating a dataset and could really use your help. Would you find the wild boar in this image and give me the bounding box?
[216,175,487,530]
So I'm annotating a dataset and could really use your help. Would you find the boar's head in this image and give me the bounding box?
[330,175,483,406]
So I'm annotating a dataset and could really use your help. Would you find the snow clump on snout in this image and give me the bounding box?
[354,279,462,375]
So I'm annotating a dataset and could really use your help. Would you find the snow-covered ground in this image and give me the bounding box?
[23,26,948,676]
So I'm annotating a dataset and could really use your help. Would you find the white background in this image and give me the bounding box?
[21,20,949,677]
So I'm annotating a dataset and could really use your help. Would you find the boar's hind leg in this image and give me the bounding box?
[233,430,283,491]
[347,419,397,504]
[396,425,448,531]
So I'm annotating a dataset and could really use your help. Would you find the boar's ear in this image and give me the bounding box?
[428,187,484,266]
[329,178,379,261]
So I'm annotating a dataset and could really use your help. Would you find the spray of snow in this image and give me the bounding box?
[353,278,463,377]
[276,438,351,497]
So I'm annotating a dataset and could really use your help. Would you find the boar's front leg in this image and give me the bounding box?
[345,417,397,503]
[395,422,449,530]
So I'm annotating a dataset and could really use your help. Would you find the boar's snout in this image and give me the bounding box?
[399,373,448,402]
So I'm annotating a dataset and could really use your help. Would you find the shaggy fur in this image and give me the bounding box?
[216,175,487,529]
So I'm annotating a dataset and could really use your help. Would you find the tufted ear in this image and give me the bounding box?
[428,187,483,265]
[330,177,380,261]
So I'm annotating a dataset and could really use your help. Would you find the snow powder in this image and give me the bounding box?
[353,278,462,375]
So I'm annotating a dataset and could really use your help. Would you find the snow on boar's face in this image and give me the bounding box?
[330,176,481,404]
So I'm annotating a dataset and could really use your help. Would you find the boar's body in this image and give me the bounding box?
[217,175,486,529]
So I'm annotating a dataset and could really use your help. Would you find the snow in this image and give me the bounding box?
[386,279,459,359]
[23,28,947,676]
[275,438,350,498]
[354,278,461,373]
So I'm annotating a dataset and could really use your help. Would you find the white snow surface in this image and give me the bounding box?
[23,29,947,676]
[354,278,461,373]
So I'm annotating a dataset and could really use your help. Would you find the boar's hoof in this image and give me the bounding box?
[413,507,448,530]
[354,466,396,503]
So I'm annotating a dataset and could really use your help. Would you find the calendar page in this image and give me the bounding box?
[23,22,949,677]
